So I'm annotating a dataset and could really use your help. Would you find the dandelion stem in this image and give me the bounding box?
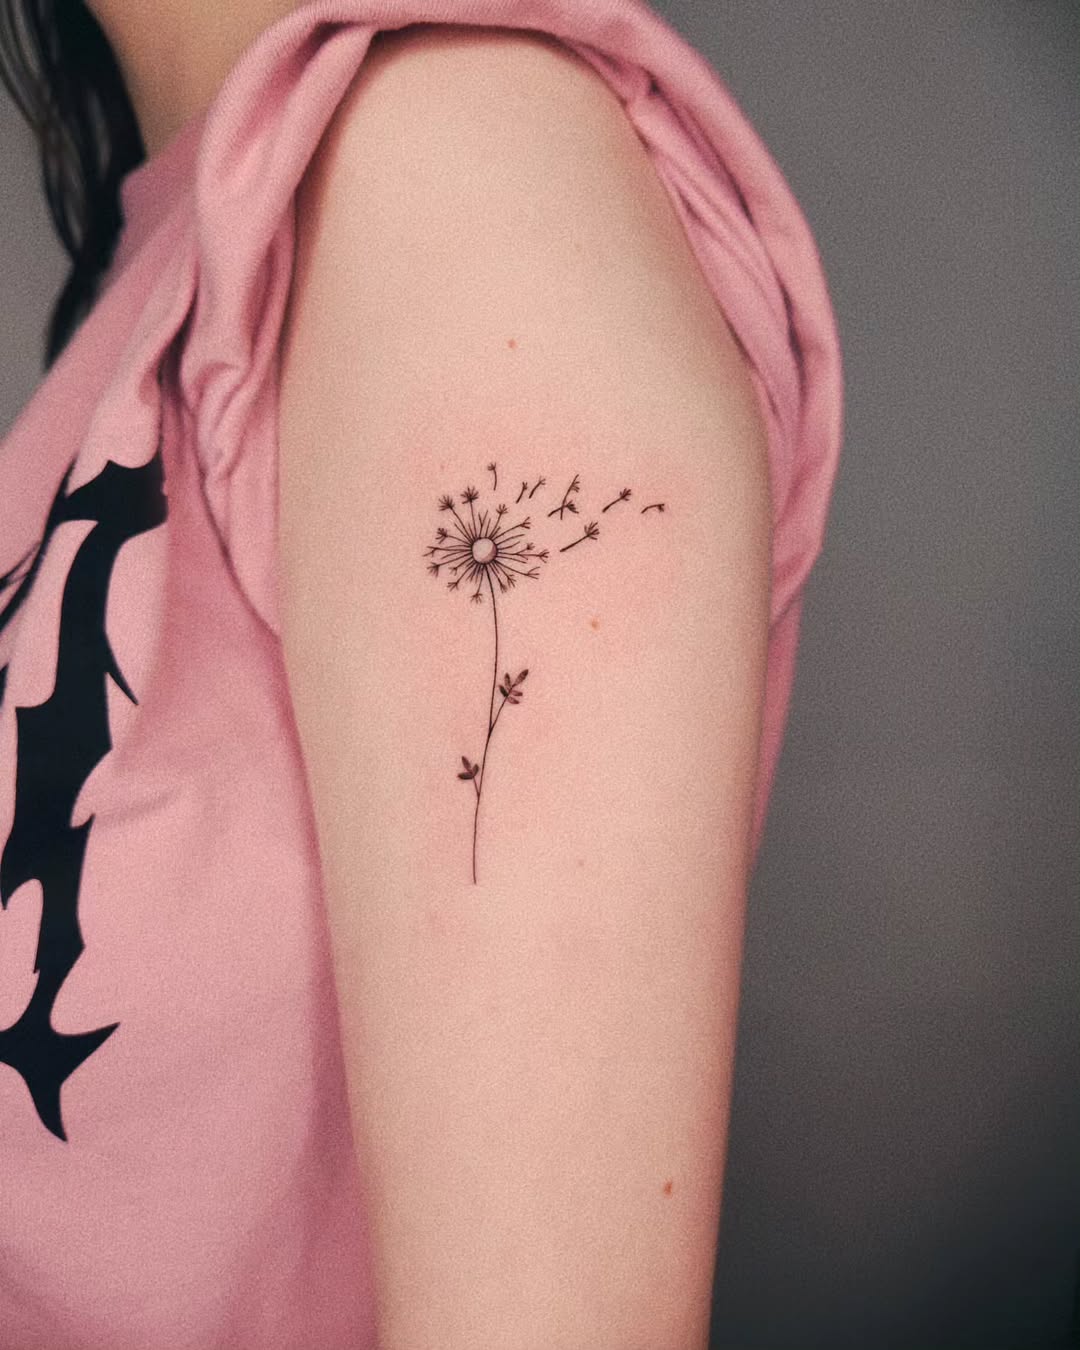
[472,569,501,884]
[486,572,499,737]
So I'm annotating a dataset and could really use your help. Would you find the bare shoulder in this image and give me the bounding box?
[287,19,765,426]
[304,19,659,181]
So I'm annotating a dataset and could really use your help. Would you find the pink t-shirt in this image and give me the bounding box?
[0,1,842,1344]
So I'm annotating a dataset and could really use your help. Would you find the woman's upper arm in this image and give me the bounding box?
[277,23,770,1350]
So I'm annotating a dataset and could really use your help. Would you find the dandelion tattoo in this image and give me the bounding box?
[640,502,666,514]
[602,488,632,512]
[424,462,667,882]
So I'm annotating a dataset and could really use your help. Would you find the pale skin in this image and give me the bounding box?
[90,4,772,1345]
[86,0,301,156]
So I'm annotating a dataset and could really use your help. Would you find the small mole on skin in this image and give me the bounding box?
[663,1179,674,1196]
[508,337,517,349]
[590,616,601,630]
[576,857,585,868]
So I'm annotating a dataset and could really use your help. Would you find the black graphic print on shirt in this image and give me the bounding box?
[0,443,167,1140]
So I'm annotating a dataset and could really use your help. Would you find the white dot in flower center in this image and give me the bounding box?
[472,537,497,564]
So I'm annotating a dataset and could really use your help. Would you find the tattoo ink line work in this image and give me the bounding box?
[424,462,667,883]
[558,521,600,552]
[546,474,580,519]
[602,488,631,512]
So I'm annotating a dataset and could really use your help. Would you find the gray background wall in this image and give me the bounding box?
[2,2,1077,1347]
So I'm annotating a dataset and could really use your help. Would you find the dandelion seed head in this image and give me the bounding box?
[427,490,545,600]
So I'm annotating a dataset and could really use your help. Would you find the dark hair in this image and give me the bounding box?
[0,0,144,370]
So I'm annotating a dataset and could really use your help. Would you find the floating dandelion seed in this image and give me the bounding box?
[486,462,498,489]
[559,520,600,552]
[528,476,546,498]
[640,502,666,514]
[548,474,581,519]
[602,488,632,512]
